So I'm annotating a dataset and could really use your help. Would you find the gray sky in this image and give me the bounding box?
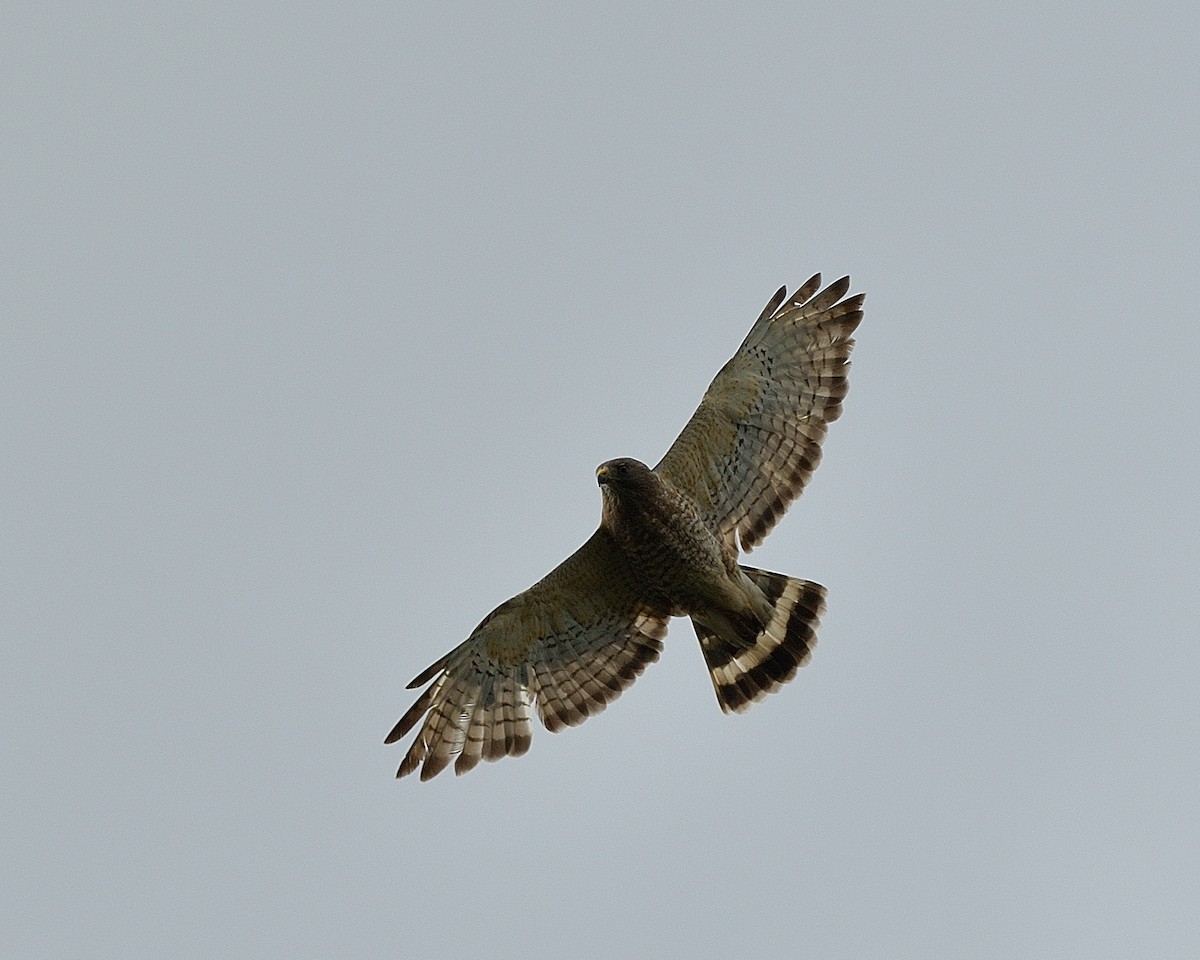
[4,2,1197,957]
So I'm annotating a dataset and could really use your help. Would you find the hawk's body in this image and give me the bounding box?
[387,273,863,779]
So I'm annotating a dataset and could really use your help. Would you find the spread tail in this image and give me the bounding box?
[692,567,826,714]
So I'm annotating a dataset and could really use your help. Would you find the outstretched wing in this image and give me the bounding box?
[655,274,863,553]
[385,528,669,780]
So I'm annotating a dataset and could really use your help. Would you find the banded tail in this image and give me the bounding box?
[693,567,826,714]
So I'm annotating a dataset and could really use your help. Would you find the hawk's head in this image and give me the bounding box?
[596,457,654,489]
[596,459,660,526]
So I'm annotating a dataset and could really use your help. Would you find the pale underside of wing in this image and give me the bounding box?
[654,274,863,553]
[385,528,669,780]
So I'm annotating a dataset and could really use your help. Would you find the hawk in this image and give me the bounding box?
[387,273,864,780]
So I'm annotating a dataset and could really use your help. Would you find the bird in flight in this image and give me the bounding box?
[387,273,864,780]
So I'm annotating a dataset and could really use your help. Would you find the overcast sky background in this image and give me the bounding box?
[4,2,1197,957]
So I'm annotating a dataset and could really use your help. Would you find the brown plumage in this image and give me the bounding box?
[386,273,863,779]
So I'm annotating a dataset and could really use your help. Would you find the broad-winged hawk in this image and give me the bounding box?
[386,273,863,780]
